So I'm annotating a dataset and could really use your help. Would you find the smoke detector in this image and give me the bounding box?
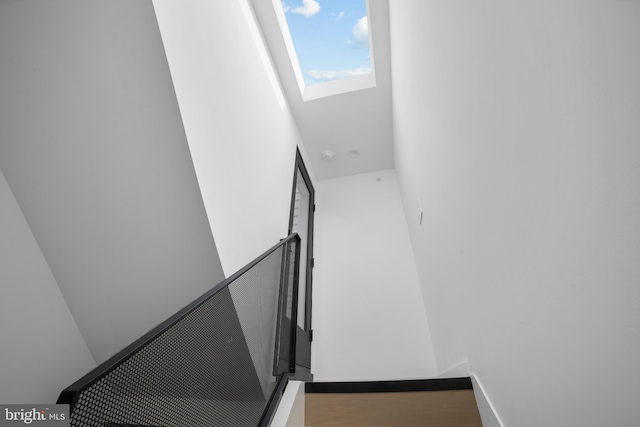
[322,150,334,161]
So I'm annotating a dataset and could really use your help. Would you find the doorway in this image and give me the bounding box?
[288,148,315,380]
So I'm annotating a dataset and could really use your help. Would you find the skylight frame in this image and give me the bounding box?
[272,0,377,101]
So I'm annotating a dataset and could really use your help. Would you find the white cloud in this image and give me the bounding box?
[331,11,345,20]
[291,0,320,17]
[352,16,368,45]
[305,67,371,82]
[282,2,291,13]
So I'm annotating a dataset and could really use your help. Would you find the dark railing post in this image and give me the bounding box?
[288,236,301,374]
[257,373,289,427]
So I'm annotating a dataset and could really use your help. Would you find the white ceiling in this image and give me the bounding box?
[250,0,394,180]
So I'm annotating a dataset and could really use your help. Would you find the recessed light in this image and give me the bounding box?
[322,150,334,161]
[348,150,360,158]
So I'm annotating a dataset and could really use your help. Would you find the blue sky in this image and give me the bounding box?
[281,0,371,85]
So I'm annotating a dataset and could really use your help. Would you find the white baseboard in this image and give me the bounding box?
[470,373,505,427]
[270,380,305,427]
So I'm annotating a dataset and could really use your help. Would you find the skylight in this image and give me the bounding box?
[274,0,376,100]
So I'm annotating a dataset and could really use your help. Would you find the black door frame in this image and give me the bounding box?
[287,148,315,376]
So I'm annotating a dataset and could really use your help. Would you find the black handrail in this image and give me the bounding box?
[58,233,301,426]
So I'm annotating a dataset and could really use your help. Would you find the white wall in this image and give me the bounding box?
[153,0,312,276]
[390,1,640,425]
[0,167,96,403]
[0,0,225,364]
[313,170,438,381]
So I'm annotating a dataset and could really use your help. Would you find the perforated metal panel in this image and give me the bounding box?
[66,242,297,427]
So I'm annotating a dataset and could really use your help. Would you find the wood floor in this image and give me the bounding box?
[305,389,483,427]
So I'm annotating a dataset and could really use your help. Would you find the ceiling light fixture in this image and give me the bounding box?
[322,150,334,161]
[348,150,360,158]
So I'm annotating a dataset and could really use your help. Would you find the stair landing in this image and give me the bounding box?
[305,379,482,427]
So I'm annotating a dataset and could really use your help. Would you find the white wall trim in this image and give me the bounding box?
[470,373,506,427]
[270,380,305,427]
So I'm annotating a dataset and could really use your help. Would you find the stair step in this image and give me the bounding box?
[305,379,482,427]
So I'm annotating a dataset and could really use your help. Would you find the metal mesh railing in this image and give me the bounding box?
[59,235,300,427]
